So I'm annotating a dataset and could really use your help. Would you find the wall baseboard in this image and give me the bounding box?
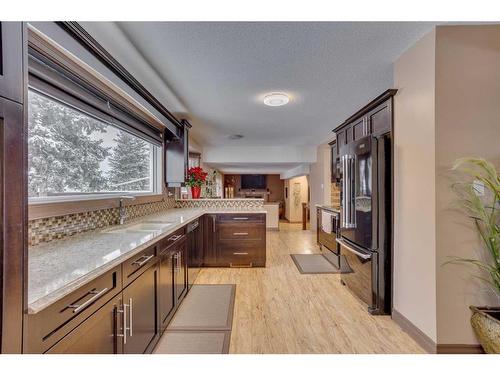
[392,309,485,354]
[392,309,437,353]
[436,344,484,354]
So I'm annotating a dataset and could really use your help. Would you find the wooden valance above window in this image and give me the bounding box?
[27,23,181,143]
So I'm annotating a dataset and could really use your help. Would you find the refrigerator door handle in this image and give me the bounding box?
[336,238,371,260]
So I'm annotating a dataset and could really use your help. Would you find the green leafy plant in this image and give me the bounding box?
[445,158,500,295]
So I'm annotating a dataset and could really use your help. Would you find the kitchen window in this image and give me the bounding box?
[28,89,162,202]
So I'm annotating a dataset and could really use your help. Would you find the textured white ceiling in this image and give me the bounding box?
[115,22,437,148]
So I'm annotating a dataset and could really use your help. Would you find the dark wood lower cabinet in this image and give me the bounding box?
[203,214,217,266]
[122,265,159,354]
[159,249,175,329]
[46,295,123,354]
[174,238,187,303]
[26,213,267,353]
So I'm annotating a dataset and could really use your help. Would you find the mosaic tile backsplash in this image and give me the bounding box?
[175,198,264,209]
[28,197,265,247]
[331,183,341,209]
[29,198,177,247]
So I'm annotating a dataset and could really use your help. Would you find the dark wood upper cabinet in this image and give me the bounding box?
[367,100,392,136]
[122,265,159,354]
[336,128,346,148]
[45,295,123,354]
[329,140,339,183]
[164,120,190,187]
[333,89,396,145]
[352,117,367,141]
[0,22,24,104]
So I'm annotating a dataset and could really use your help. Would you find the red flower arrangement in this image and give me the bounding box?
[186,167,208,187]
[186,167,208,199]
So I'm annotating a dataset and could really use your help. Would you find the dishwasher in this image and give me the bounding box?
[187,218,203,289]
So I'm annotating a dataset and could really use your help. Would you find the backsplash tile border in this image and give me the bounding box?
[175,198,264,209]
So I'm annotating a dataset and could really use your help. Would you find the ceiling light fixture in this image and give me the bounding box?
[263,92,290,107]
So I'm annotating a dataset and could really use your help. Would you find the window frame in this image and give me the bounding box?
[27,86,163,204]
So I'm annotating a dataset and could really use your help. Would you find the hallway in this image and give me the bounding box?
[195,223,425,353]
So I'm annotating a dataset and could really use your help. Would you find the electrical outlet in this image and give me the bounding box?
[473,180,485,196]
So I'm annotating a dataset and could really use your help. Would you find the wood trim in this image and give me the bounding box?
[27,25,166,135]
[436,344,484,354]
[28,194,166,220]
[392,309,436,353]
[55,22,182,132]
[333,89,398,133]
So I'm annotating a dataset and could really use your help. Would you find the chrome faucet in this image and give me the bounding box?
[119,196,136,225]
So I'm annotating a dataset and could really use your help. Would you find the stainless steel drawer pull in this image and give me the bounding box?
[233,217,248,220]
[68,287,109,314]
[168,234,182,241]
[129,298,133,337]
[233,232,248,236]
[117,303,127,344]
[233,252,249,255]
[132,254,154,267]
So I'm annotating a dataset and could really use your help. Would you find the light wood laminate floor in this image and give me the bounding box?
[195,222,424,354]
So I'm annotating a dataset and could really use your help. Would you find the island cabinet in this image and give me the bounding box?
[214,213,266,267]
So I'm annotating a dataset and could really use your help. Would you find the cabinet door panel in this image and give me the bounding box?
[352,117,366,140]
[159,250,175,327]
[46,295,122,354]
[336,129,346,148]
[122,265,159,354]
[0,22,24,103]
[345,126,354,144]
[174,239,187,303]
[368,101,391,135]
[203,214,217,266]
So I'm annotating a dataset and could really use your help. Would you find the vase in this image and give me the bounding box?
[470,306,500,353]
[191,186,201,199]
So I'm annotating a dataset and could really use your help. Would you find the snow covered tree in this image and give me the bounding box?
[107,130,151,191]
[28,91,110,197]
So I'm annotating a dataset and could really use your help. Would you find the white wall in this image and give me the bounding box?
[309,143,332,231]
[393,29,437,342]
[434,25,500,345]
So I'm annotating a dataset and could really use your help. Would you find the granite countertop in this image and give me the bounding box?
[315,204,341,213]
[28,206,266,314]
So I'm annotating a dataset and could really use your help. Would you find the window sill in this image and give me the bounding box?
[28,194,168,220]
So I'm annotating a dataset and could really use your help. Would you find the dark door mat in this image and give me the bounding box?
[167,284,236,331]
[153,330,231,354]
[290,254,352,274]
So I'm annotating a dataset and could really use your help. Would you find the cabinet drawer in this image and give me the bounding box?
[122,245,157,287]
[218,240,265,267]
[217,213,265,223]
[218,223,265,241]
[158,227,186,253]
[25,265,122,353]
[45,294,123,354]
